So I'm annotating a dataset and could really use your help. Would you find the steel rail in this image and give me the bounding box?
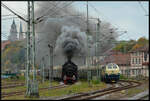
[2,84,68,98]
[59,80,141,100]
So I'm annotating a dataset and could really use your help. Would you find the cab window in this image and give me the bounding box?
[107,64,112,69]
[113,64,118,69]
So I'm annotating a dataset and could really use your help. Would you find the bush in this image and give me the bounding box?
[120,74,128,80]
[91,79,100,84]
[91,76,100,84]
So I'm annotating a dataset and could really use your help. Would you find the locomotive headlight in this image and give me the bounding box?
[72,75,76,80]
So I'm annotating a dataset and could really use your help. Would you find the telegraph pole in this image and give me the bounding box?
[32,1,36,82]
[31,1,39,97]
[48,44,53,87]
[25,1,39,97]
[42,57,45,83]
[86,1,91,86]
[25,1,31,97]
[95,20,98,81]
[51,46,53,82]
[97,18,101,82]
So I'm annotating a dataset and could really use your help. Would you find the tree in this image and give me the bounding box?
[113,37,148,53]
[131,37,148,51]
[4,60,11,71]
[2,40,26,72]
[137,37,148,45]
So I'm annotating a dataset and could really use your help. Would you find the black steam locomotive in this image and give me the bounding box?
[62,60,78,84]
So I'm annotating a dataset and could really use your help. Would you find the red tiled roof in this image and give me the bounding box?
[100,53,130,66]
[1,40,11,50]
[103,50,122,55]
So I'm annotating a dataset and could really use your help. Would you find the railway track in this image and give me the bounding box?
[2,83,25,89]
[58,80,141,100]
[2,82,24,85]
[2,84,68,98]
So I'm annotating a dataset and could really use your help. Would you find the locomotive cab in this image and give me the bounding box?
[101,63,120,83]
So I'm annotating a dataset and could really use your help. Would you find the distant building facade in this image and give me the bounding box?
[129,45,149,77]
[99,46,149,77]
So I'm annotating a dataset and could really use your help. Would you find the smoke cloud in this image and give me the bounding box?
[23,1,118,67]
[55,26,88,60]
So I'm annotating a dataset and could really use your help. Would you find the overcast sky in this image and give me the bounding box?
[1,1,149,41]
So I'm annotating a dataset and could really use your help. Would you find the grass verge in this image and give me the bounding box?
[2,81,106,100]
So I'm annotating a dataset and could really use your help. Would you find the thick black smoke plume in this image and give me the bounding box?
[22,1,118,66]
[55,26,88,61]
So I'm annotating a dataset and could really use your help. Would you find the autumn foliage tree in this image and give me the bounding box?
[113,37,148,53]
[2,40,26,72]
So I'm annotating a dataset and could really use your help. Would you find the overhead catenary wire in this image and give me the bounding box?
[35,2,74,23]
[2,1,140,43]
[2,2,27,17]
[1,3,28,22]
[88,2,145,41]
[138,1,149,16]
[35,1,74,24]
[2,33,9,39]
[2,17,19,20]
[2,2,146,48]
[35,1,61,21]
[2,14,16,17]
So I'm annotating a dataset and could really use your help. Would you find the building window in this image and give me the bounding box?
[132,58,134,64]
[139,52,141,56]
[144,52,147,61]
[132,53,135,56]
[137,52,139,56]
[125,70,127,75]
[136,52,138,56]
[139,58,141,64]
[132,70,135,75]
[136,58,137,64]
[121,70,123,74]
[134,52,136,56]
[139,69,141,74]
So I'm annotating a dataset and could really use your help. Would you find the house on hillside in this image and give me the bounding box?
[129,44,149,77]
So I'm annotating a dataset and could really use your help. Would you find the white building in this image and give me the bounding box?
[129,45,149,77]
